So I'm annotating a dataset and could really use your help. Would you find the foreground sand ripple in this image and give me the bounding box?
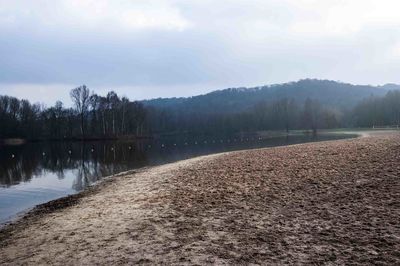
[1,133,400,264]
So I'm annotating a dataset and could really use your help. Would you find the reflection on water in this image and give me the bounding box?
[0,141,148,190]
[0,133,355,223]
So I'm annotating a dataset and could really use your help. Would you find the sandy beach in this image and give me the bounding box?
[1,132,400,265]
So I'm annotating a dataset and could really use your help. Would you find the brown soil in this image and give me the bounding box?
[1,132,400,265]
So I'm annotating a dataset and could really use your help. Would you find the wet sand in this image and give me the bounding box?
[1,132,400,265]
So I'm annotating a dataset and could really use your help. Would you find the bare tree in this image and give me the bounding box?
[120,97,129,134]
[70,85,90,138]
[303,98,321,135]
[107,91,119,135]
[89,93,100,135]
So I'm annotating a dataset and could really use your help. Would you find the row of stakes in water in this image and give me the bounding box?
[156,137,262,148]
[9,147,131,159]
[9,137,263,158]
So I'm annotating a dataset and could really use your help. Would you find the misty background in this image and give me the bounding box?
[1,0,400,105]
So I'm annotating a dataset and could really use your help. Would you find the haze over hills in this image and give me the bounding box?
[143,79,393,113]
[1,79,399,140]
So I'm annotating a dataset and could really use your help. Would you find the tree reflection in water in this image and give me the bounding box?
[0,141,148,190]
[0,133,356,190]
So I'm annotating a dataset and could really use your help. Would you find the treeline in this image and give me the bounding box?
[146,90,399,135]
[0,85,147,140]
[351,90,400,127]
[147,98,340,135]
[143,79,391,112]
[0,86,399,140]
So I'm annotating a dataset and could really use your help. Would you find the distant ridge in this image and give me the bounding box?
[143,79,392,113]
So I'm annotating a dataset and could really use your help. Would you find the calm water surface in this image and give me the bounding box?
[0,133,355,224]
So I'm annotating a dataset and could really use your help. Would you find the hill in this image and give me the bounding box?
[143,79,392,114]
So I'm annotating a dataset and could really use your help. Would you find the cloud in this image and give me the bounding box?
[0,0,191,32]
[1,0,400,103]
[286,0,400,35]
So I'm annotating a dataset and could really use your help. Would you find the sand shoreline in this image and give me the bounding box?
[0,154,224,232]
[0,132,360,230]
[1,131,399,264]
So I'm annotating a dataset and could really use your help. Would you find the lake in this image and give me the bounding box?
[0,133,356,224]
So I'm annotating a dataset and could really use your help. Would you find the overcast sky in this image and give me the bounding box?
[1,0,400,105]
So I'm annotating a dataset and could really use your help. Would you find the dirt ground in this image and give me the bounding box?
[1,132,400,265]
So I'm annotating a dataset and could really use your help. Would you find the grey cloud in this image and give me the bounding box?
[1,0,400,105]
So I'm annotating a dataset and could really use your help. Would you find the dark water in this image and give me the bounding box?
[0,133,355,224]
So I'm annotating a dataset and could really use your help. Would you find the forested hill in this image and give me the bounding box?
[142,79,392,113]
[1,79,399,140]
